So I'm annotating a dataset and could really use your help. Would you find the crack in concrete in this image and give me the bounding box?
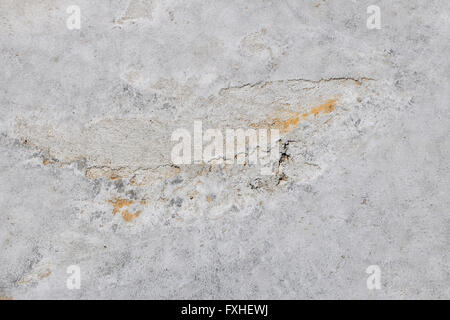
[219,77,375,94]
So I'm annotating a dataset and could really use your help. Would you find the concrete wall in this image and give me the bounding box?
[0,0,449,299]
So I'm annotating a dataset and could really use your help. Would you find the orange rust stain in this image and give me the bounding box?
[121,209,142,222]
[309,99,337,116]
[270,116,301,134]
[108,198,144,222]
[0,296,13,300]
[109,198,134,214]
[43,159,54,166]
[110,174,121,181]
[250,99,338,134]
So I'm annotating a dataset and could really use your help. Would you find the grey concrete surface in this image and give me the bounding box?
[0,0,449,299]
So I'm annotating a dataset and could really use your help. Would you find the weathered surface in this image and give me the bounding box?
[0,0,449,299]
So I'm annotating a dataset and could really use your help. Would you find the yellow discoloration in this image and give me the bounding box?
[86,168,124,181]
[38,270,51,280]
[121,209,142,222]
[0,297,13,300]
[18,265,52,285]
[308,99,337,116]
[109,199,134,214]
[108,198,145,222]
[269,116,301,133]
[250,99,338,133]
[43,159,54,166]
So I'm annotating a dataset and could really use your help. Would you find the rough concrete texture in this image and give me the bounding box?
[0,0,449,299]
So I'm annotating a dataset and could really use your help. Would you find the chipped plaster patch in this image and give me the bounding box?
[17,259,52,286]
[115,0,155,24]
[11,78,393,219]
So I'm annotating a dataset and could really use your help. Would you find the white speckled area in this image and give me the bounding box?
[0,0,449,299]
